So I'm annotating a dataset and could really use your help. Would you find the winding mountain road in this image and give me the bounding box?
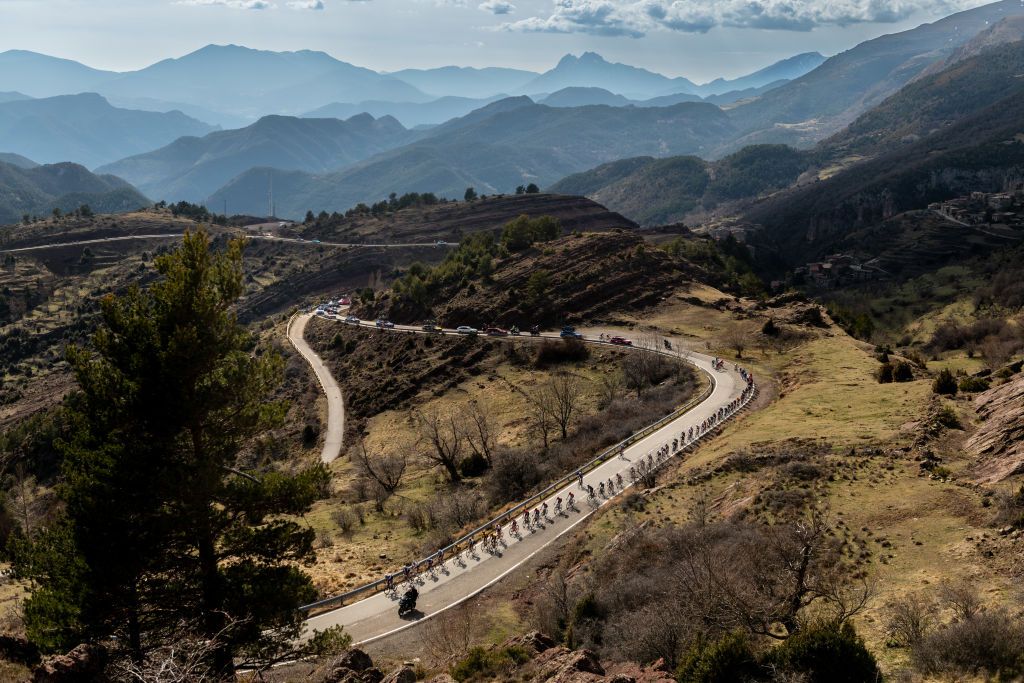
[294,313,757,646]
[288,313,346,464]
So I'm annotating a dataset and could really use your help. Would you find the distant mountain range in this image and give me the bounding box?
[0,45,826,130]
[720,0,1024,152]
[207,98,736,218]
[98,113,418,203]
[0,160,148,225]
[0,93,216,168]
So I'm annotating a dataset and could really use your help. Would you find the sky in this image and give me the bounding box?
[0,0,994,82]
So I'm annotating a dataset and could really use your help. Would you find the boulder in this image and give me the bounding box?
[361,667,385,683]
[337,648,374,672]
[323,668,361,683]
[33,643,107,682]
[380,665,416,683]
[518,631,556,654]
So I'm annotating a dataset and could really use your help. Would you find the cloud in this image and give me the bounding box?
[501,0,983,36]
[287,0,325,6]
[479,0,515,14]
[178,0,273,8]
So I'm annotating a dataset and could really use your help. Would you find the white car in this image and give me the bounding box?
[455,325,478,335]
[376,319,395,329]
[344,315,361,324]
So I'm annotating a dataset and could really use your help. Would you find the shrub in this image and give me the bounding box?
[766,621,881,683]
[912,610,1024,678]
[459,452,489,478]
[451,645,530,681]
[957,375,990,392]
[761,319,779,337]
[932,368,958,395]
[935,405,961,429]
[535,338,590,367]
[676,632,761,683]
[893,361,914,382]
[877,362,894,383]
[302,423,319,447]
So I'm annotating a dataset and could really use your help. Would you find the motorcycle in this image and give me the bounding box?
[529,325,541,337]
[398,587,418,617]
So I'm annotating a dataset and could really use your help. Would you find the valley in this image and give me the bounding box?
[2,1,1024,681]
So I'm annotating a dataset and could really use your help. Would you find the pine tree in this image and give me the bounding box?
[16,230,343,673]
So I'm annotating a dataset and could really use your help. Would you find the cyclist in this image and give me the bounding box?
[629,466,636,482]
[511,519,519,535]
[607,477,614,493]
[616,473,623,488]
[468,537,476,556]
[598,481,605,497]
[495,521,503,539]
[577,470,584,487]
[524,510,531,528]
[533,508,541,525]
[385,573,394,592]
[542,502,549,518]
[619,446,626,460]
[555,496,563,514]
[587,484,595,498]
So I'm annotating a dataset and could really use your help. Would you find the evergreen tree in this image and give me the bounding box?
[15,230,343,674]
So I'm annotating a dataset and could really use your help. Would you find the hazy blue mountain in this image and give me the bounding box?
[703,80,790,106]
[0,93,216,168]
[721,0,1024,152]
[0,160,148,224]
[0,92,32,104]
[539,87,632,107]
[388,65,537,98]
[96,44,429,118]
[693,52,825,96]
[518,52,697,99]
[0,153,37,169]
[208,98,736,218]
[634,92,705,107]
[302,95,503,128]
[0,50,115,98]
[98,113,417,203]
[104,96,251,129]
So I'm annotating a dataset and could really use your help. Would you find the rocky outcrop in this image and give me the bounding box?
[32,643,107,682]
[967,373,1024,483]
[380,665,416,683]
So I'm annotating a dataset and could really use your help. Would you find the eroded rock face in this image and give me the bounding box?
[967,373,1024,483]
[32,643,107,682]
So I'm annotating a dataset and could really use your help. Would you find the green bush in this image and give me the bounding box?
[932,368,958,395]
[935,405,961,429]
[766,621,881,683]
[677,631,761,683]
[451,645,530,681]
[957,375,990,392]
[893,361,914,382]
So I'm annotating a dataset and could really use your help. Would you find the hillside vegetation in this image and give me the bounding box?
[0,160,148,225]
[550,145,809,226]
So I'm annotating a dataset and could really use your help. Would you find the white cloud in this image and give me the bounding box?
[287,0,325,7]
[178,0,274,8]
[501,0,984,36]
[479,0,515,14]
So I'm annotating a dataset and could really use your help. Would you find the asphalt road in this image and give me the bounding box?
[0,233,454,254]
[296,314,755,645]
[288,313,345,464]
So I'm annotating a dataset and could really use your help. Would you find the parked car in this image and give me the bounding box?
[609,336,633,346]
[376,319,395,329]
[456,326,478,335]
[485,327,509,336]
[344,315,361,324]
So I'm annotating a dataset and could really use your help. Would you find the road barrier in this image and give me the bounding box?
[298,325,757,616]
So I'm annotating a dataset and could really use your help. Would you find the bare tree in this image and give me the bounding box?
[546,371,584,440]
[598,371,623,408]
[460,400,496,465]
[355,440,408,505]
[885,592,936,646]
[723,325,748,359]
[415,408,464,483]
[940,580,983,622]
[530,394,555,451]
[622,351,654,399]
[421,602,479,666]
